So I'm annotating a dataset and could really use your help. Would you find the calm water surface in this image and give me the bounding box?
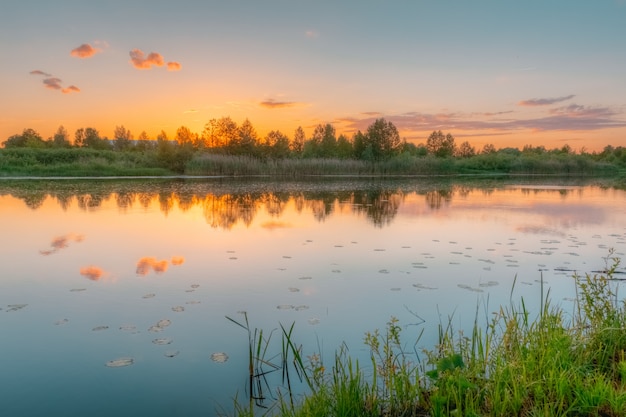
[1,178,626,416]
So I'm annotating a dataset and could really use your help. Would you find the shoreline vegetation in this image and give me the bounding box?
[227,253,626,417]
[1,120,625,178]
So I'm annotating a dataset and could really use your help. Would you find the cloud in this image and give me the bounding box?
[30,70,50,76]
[167,61,182,71]
[70,43,101,58]
[43,77,63,90]
[259,99,299,109]
[31,70,80,94]
[136,256,169,275]
[518,95,575,106]
[62,85,80,94]
[80,266,106,281]
[339,105,626,136]
[129,49,165,69]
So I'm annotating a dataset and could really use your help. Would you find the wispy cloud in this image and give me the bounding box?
[518,95,575,107]
[167,61,182,71]
[31,70,80,94]
[259,99,300,109]
[30,70,50,76]
[70,43,101,58]
[340,105,626,136]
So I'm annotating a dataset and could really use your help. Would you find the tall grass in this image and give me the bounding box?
[227,251,626,416]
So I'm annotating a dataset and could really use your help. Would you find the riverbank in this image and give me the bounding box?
[231,253,626,416]
[1,148,624,178]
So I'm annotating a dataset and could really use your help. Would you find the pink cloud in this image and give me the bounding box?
[129,49,165,69]
[62,85,80,94]
[70,43,101,58]
[167,61,182,71]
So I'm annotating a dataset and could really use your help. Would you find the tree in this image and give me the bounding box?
[456,141,476,158]
[363,118,401,160]
[481,143,497,155]
[51,125,71,148]
[291,126,305,154]
[135,131,152,151]
[264,130,290,158]
[214,117,239,151]
[75,127,108,149]
[237,118,259,156]
[175,126,195,149]
[336,134,353,159]
[2,128,45,148]
[113,125,133,150]
[426,130,456,157]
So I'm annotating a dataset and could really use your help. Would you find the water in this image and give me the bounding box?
[1,177,626,416]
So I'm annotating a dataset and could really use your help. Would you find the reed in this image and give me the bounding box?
[226,251,626,416]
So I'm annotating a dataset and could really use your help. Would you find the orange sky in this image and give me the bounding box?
[2,1,626,152]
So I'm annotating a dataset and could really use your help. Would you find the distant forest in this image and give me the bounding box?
[2,118,626,176]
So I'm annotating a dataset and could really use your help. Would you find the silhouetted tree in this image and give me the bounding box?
[426,130,456,157]
[291,126,305,155]
[264,130,290,158]
[2,128,45,148]
[113,125,133,150]
[362,118,401,160]
[456,141,476,158]
[481,143,497,155]
[51,125,71,148]
[237,118,259,156]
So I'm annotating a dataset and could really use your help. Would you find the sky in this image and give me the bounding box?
[1,0,626,151]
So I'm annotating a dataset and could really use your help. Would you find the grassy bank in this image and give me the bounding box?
[227,252,626,416]
[1,148,623,177]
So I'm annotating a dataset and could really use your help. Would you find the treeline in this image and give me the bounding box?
[2,117,626,175]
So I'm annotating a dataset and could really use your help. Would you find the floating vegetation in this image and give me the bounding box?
[277,305,294,310]
[298,276,312,280]
[171,306,185,313]
[191,284,200,289]
[164,350,179,358]
[449,262,460,265]
[152,338,173,345]
[6,304,28,312]
[390,287,402,291]
[288,287,300,292]
[229,257,238,260]
[54,318,69,325]
[457,284,484,293]
[142,293,156,299]
[374,248,386,251]
[401,246,411,249]
[294,305,309,311]
[283,255,292,259]
[70,288,86,292]
[120,324,139,333]
[307,317,320,325]
[148,319,171,333]
[105,357,134,368]
[331,269,341,273]
[379,269,390,274]
[210,352,229,363]
[413,283,438,290]
[92,325,109,331]
[186,300,201,305]
[479,281,499,287]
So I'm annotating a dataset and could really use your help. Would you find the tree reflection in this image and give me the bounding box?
[0,178,609,229]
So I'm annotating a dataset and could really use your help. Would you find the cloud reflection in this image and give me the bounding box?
[40,233,84,255]
[136,257,169,276]
[80,266,106,281]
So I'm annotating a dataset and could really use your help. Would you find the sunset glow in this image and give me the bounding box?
[2,1,625,151]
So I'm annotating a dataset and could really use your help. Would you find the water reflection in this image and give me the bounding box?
[39,233,84,255]
[3,177,620,229]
